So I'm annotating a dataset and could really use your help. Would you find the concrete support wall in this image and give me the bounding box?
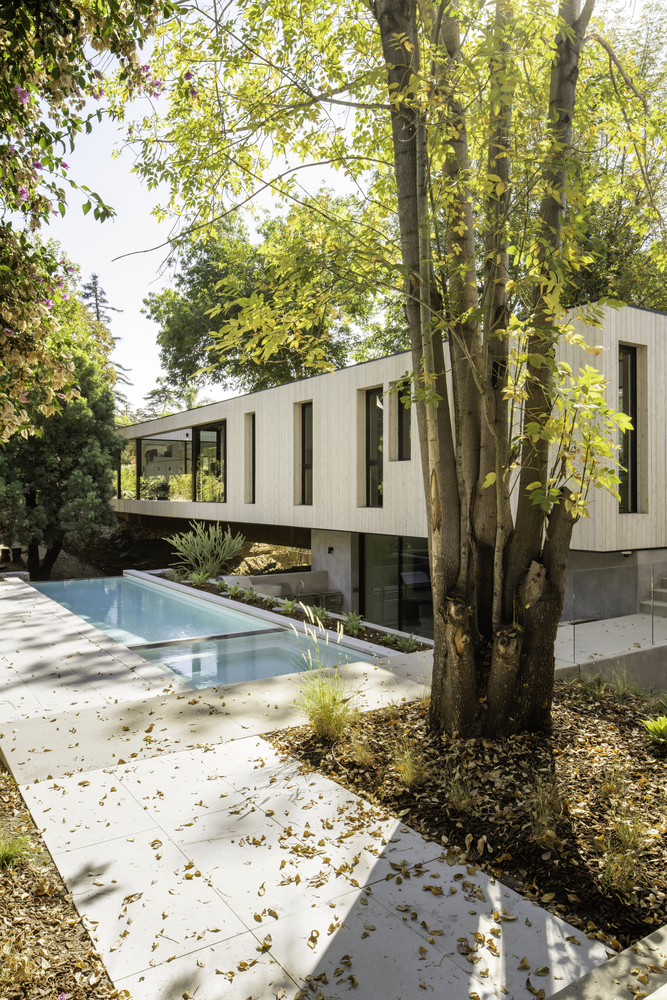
[311,529,360,613]
[562,547,667,621]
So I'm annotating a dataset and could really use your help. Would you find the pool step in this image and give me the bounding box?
[128,626,286,650]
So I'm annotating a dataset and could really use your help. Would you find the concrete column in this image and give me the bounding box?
[310,530,360,612]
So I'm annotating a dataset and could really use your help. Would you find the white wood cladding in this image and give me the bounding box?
[114,353,428,539]
[113,305,666,553]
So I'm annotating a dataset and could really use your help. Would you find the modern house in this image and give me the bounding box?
[113,304,667,635]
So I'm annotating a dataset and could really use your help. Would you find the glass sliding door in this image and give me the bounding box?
[361,533,433,638]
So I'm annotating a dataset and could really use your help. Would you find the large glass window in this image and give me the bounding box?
[117,440,136,498]
[195,423,226,502]
[366,387,383,507]
[139,436,192,501]
[361,533,433,638]
[619,345,637,514]
[302,402,313,505]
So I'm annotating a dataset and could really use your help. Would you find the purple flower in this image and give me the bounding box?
[184,71,193,80]
[42,298,53,308]
[189,88,198,99]
[4,328,15,337]
[56,277,64,288]
[91,88,106,100]
[61,161,69,170]
[60,292,69,299]
[66,266,76,273]
[33,160,43,170]
[8,143,16,153]
[13,84,29,105]
[18,185,29,202]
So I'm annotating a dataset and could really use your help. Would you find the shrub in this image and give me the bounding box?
[296,666,357,741]
[396,632,420,653]
[281,598,297,613]
[641,715,667,745]
[0,826,30,869]
[263,595,278,609]
[394,744,427,788]
[309,604,328,624]
[188,570,211,586]
[342,611,364,637]
[167,521,245,579]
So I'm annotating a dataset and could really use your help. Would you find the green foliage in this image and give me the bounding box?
[641,715,667,745]
[167,521,245,580]
[396,633,421,653]
[0,351,122,577]
[308,604,328,624]
[142,212,362,395]
[0,1,175,440]
[281,598,298,614]
[0,826,31,869]
[188,570,211,586]
[342,611,365,637]
[296,660,357,742]
[262,594,278,609]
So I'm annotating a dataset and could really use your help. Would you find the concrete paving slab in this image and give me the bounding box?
[255,885,480,999]
[56,830,249,981]
[549,924,667,999]
[113,930,296,1000]
[367,853,609,997]
[21,769,157,853]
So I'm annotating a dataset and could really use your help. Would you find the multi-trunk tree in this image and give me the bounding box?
[121,0,665,736]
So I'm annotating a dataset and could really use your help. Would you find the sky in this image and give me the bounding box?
[44,106,183,412]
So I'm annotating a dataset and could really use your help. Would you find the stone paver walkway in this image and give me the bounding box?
[0,578,612,999]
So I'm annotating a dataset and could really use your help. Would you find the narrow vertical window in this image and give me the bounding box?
[195,423,226,502]
[366,387,383,507]
[397,381,411,461]
[619,345,637,514]
[301,401,313,505]
[245,412,256,504]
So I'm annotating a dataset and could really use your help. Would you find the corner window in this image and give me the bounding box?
[139,434,192,501]
[619,345,637,514]
[301,402,313,505]
[366,387,383,507]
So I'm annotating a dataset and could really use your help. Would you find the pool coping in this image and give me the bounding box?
[124,569,402,661]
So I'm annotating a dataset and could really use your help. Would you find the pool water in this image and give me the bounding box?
[32,576,277,646]
[142,631,371,689]
[32,575,372,689]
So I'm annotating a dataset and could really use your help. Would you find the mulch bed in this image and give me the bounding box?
[0,763,122,1000]
[266,677,667,950]
[175,578,430,653]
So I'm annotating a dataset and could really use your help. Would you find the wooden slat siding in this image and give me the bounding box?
[115,305,666,552]
[566,304,667,553]
[114,352,429,539]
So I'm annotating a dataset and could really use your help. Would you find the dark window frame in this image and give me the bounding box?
[619,345,637,514]
[301,401,313,505]
[193,421,227,503]
[250,412,256,504]
[397,381,411,462]
[366,387,384,508]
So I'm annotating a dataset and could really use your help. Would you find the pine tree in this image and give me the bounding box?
[81,274,123,324]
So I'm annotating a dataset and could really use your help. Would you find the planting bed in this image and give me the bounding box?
[267,676,667,949]
[169,575,432,653]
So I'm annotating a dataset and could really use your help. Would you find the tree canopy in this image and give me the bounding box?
[0,349,122,579]
[143,201,382,394]
[120,0,667,736]
[0,0,175,441]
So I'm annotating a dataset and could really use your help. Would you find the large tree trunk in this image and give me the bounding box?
[373,0,594,737]
[28,538,63,581]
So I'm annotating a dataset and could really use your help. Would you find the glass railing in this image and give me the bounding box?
[559,561,667,663]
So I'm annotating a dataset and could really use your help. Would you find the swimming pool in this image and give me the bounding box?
[32,576,373,689]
